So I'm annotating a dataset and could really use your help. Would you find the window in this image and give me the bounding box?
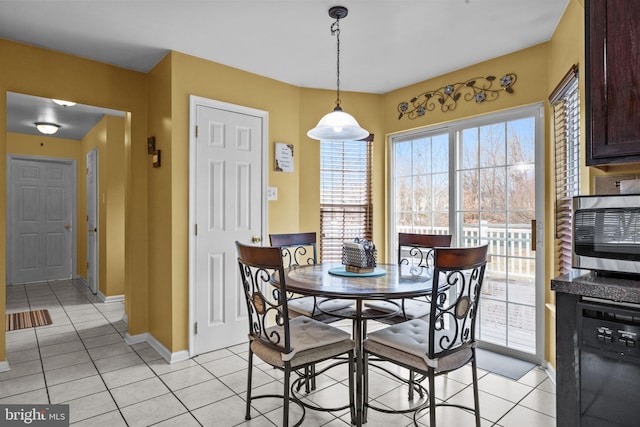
[394,132,450,236]
[390,105,542,357]
[320,136,373,261]
[550,65,580,275]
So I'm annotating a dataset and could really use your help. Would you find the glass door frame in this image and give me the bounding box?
[388,103,545,364]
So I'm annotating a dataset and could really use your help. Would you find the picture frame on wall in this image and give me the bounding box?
[275,142,294,173]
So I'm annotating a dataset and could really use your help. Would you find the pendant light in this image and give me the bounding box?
[307,6,369,141]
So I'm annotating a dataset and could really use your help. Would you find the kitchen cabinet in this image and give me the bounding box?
[586,0,640,166]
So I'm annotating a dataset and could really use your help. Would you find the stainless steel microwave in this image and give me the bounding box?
[572,194,640,275]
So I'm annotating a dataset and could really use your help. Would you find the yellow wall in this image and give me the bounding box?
[81,115,126,297]
[146,53,173,349]
[0,38,149,361]
[151,51,321,351]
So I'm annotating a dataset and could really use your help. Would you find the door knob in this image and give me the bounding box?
[251,236,262,244]
[64,224,71,230]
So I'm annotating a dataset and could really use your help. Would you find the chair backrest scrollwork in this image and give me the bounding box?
[398,233,452,273]
[236,241,291,354]
[269,232,318,268]
[428,245,488,360]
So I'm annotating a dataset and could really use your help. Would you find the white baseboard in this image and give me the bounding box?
[122,313,128,325]
[97,291,124,303]
[0,361,10,373]
[545,361,556,384]
[124,332,189,364]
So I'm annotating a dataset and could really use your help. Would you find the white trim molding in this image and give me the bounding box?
[97,291,124,303]
[124,332,190,364]
[0,361,10,373]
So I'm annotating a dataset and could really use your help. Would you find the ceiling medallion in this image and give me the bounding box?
[397,73,517,120]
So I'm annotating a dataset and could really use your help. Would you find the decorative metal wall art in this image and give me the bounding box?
[397,73,517,120]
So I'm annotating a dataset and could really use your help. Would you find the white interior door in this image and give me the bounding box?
[190,97,267,355]
[7,156,75,285]
[86,148,98,294]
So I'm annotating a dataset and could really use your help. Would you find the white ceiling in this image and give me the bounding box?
[0,0,570,94]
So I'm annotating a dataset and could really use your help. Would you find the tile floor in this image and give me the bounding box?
[1,279,556,426]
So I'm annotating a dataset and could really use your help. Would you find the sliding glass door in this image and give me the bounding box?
[390,105,543,360]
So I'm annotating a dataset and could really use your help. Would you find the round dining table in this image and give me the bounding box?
[279,262,435,427]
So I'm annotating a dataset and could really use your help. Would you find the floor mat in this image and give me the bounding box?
[475,348,536,381]
[6,309,52,331]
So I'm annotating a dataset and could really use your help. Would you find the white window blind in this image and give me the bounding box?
[320,136,373,261]
[550,65,580,275]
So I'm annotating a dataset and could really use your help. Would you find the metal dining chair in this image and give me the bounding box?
[269,232,354,321]
[365,233,452,321]
[364,233,453,400]
[236,241,356,427]
[363,244,489,426]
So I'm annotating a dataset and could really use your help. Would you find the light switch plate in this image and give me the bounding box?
[267,186,278,200]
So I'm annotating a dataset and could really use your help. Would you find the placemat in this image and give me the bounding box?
[328,266,387,277]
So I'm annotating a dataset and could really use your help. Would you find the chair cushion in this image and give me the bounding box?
[364,299,430,319]
[288,296,353,317]
[258,316,354,363]
[364,318,472,372]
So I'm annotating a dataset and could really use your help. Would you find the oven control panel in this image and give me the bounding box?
[579,301,640,361]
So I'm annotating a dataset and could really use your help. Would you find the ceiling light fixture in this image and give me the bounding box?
[307,6,369,141]
[52,99,76,107]
[35,122,61,135]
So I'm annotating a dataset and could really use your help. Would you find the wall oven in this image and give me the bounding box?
[572,194,640,276]
[579,299,640,427]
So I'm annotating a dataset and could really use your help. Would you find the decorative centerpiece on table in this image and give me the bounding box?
[342,238,377,273]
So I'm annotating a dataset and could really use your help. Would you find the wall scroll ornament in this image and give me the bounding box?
[397,73,517,120]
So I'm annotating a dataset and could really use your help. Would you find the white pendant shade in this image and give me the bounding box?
[307,108,369,141]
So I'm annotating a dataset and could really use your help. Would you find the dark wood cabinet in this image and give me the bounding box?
[586,0,640,166]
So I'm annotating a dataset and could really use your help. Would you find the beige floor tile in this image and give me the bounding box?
[45,361,99,386]
[70,410,127,427]
[93,351,144,373]
[174,378,235,411]
[478,372,533,403]
[39,339,86,358]
[110,377,170,408]
[200,354,248,377]
[49,374,106,403]
[0,372,46,399]
[120,393,187,427]
[42,349,92,372]
[0,359,42,381]
[81,332,124,349]
[192,395,260,426]
[446,386,516,423]
[519,388,556,417]
[101,363,156,389]
[0,388,49,404]
[160,365,215,391]
[152,413,202,427]
[66,390,119,423]
[498,404,556,427]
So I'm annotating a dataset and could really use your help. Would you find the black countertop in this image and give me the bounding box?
[551,269,640,303]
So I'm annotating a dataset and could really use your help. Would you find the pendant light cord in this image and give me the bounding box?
[331,18,341,110]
